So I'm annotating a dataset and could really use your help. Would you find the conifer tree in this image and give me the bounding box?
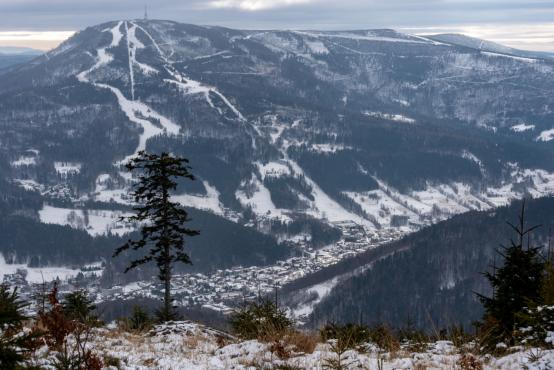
[478,201,544,349]
[114,151,199,321]
[0,284,38,368]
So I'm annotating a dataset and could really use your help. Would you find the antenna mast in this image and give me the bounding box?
[144,5,148,20]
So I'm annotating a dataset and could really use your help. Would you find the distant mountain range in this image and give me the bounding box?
[0,20,553,285]
[0,46,43,55]
[0,46,42,70]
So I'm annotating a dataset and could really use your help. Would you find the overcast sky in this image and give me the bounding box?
[0,0,553,51]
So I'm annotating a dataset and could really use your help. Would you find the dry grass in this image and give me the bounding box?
[182,333,201,349]
[457,353,484,370]
[284,330,320,354]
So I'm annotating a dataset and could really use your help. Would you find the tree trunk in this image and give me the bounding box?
[164,246,171,317]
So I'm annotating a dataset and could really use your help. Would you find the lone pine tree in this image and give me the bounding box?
[114,151,199,321]
[478,201,544,349]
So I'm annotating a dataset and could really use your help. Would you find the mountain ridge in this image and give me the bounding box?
[0,18,553,271]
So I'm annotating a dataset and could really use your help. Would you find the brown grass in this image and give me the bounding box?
[457,353,484,370]
[284,330,319,354]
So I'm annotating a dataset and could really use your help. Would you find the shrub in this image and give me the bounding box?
[230,298,293,341]
[63,289,99,325]
[397,322,430,352]
[516,305,554,348]
[0,284,40,368]
[120,305,154,333]
[320,323,370,351]
[37,283,104,370]
[368,324,400,352]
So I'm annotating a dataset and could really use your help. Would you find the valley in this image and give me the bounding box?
[0,18,554,330]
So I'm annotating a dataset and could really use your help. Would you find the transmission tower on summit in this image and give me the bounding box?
[144,5,148,20]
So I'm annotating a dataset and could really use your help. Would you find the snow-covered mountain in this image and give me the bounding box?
[1,19,554,267]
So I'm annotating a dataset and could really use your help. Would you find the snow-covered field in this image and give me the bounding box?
[41,321,554,369]
[0,253,92,283]
[38,204,132,236]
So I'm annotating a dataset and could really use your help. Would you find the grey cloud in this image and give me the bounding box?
[0,0,552,50]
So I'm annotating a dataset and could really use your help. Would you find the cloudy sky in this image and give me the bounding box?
[0,0,553,51]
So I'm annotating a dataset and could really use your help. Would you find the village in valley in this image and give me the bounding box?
[3,222,405,319]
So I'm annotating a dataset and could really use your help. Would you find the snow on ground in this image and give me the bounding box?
[343,164,554,229]
[292,277,340,318]
[0,254,84,284]
[255,161,291,180]
[235,174,291,222]
[481,51,537,63]
[305,40,329,55]
[363,111,416,123]
[97,82,180,164]
[537,128,554,142]
[92,173,134,204]
[172,181,226,217]
[61,321,554,369]
[285,157,374,227]
[461,150,485,173]
[38,204,132,236]
[165,78,245,121]
[309,143,353,154]
[296,30,431,44]
[54,161,82,177]
[76,20,181,165]
[14,179,43,192]
[105,21,123,48]
[11,156,36,167]
[343,189,418,229]
[127,23,158,76]
[511,123,535,132]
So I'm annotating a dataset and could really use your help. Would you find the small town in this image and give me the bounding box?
[3,222,406,319]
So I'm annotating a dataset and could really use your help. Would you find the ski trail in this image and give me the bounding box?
[107,21,123,48]
[92,82,179,164]
[274,136,374,227]
[77,21,122,83]
[77,21,180,164]
[285,156,374,227]
[124,21,135,101]
[131,21,246,122]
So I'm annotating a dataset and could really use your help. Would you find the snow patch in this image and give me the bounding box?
[363,111,415,123]
[0,254,83,284]
[38,205,133,236]
[54,162,82,177]
[481,51,537,63]
[305,40,329,55]
[172,181,226,217]
[236,174,291,222]
[11,156,36,167]
[256,161,291,180]
[511,123,535,132]
[537,128,554,142]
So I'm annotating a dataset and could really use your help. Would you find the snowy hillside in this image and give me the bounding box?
[29,321,554,369]
[1,20,554,239]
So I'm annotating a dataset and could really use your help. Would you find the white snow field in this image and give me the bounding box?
[0,254,87,284]
[38,204,132,236]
